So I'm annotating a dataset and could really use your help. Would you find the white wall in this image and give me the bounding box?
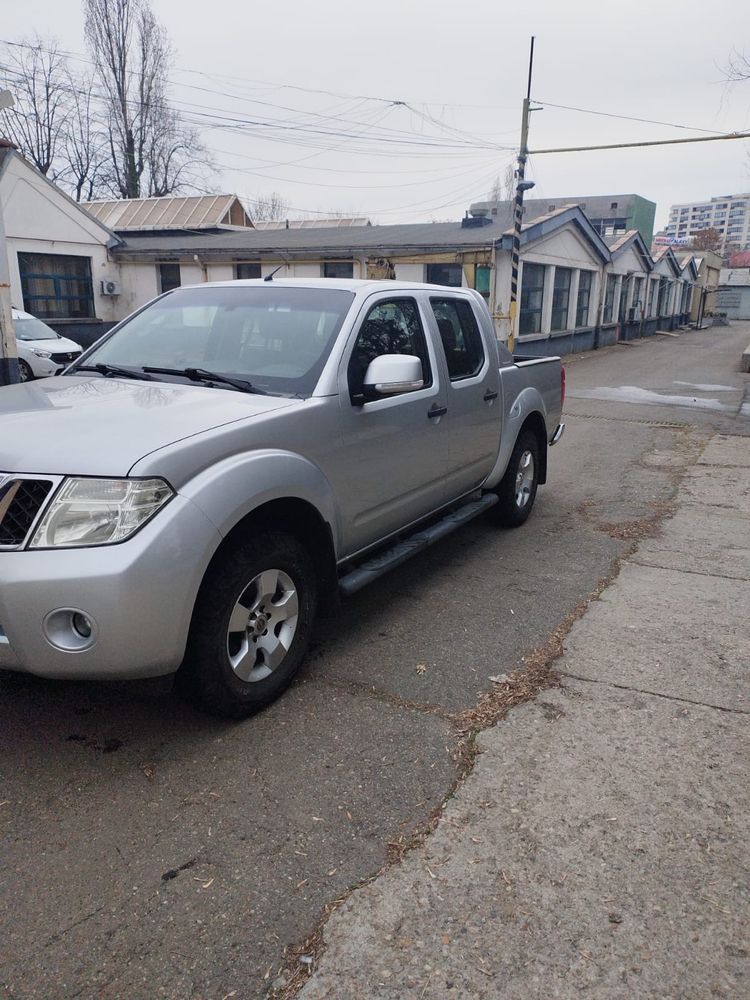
[0,153,118,322]
[394,263,424,282]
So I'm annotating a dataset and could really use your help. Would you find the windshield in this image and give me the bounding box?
[79,285,355,395]
[14,316,60,342]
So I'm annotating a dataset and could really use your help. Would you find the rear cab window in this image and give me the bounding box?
[430,297,485,380]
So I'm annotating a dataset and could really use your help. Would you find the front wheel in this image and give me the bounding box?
[489,429,541,527]
[18,359,33,382]
[176,530,318,718]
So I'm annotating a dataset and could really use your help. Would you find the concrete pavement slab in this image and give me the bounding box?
[680,466,750,514]
[299,680,749,1000]
[697,434,750,468]
[632,507,750,581]
[561,562,749,712]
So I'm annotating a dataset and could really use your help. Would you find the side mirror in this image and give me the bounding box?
[361,354,424,400]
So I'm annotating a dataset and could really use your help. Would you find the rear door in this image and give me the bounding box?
[427,294,501,496]
[335,294,450,556]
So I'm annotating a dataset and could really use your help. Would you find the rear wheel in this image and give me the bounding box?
[490,429,540,527]
[176,530,317,718]
[18,359,33,382]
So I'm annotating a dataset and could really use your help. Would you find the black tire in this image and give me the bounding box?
[18,359,33,382]
[176,530,318,718]
[489,429,541,528]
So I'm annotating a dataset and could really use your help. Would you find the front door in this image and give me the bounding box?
[335,295,450,557]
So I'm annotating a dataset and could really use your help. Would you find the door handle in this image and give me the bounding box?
[483,389,499,402]
[428,404,447,418]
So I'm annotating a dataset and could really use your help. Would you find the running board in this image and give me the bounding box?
[339,493,499,597]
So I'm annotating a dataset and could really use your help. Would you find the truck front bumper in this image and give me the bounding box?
[0,495,221,680]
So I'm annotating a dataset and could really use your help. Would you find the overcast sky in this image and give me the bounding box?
[3,0,749,229]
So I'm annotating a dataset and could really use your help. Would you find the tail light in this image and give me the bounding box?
[561,366,566,408]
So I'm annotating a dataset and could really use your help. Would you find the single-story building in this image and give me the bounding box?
[650,246,685,331]
[603,230,654,341]
[680,250,722,325]
[108,203,616,355]
[0,140,122,344]
[717,268,750,319]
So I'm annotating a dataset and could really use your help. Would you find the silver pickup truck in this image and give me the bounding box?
[0,279,564,717]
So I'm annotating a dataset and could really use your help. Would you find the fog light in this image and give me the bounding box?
[43,608,98,652]
[72,613,93,639]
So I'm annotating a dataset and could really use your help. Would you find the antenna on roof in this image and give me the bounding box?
[264,264,285,282]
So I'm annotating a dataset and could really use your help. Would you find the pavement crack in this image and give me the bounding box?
[559,671,749,715]
[629,557,750,583]
[42,904,107,948]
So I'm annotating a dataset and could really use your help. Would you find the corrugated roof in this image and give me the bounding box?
[253,217,372,230]
[84,194,253,231]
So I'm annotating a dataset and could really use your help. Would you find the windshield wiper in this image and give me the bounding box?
[71,363,156,381]
[142,366,269,395]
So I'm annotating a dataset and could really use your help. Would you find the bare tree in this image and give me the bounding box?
[690,228,723,252]
[0,36,70,176]
[248,191,289,222]
[488,163,516,203]
[84,0,208,199]
[60,70,108,201]
[725,49,750,82]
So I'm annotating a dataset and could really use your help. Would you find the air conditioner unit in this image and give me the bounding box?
[101,279,121,296]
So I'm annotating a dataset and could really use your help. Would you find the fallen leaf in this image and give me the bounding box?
[415,663,427,675]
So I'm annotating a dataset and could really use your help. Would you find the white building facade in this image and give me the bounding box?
[0,146,121,340]
[665,193,750,250]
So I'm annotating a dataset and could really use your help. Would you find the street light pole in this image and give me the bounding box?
[507,37,536,354]
[0,96,19,387]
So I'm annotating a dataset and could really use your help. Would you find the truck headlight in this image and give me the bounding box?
[29,478,173,548]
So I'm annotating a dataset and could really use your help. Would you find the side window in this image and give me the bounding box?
[430,298,485,380]
[348,298,431,401]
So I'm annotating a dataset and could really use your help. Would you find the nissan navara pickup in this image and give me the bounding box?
[0,279,564,717]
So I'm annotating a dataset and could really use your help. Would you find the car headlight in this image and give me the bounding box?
[29,478,174,548]
[32,349,52,358]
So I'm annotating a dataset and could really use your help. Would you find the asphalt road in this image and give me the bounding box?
[1,321,748,1000]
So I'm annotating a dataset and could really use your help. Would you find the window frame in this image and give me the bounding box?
[158,262,182,294]
[17,251,95,320]
[519,262,545,336]
[575,270,593,328]
[603,273,617,324]
[323,260,354,279]
[550,267,572,332]
[429,296,486,382]
[346,296,433,404]
[425,262,463,287]
[234,262,262,280]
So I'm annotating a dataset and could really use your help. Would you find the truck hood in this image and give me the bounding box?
[0,375,297,476]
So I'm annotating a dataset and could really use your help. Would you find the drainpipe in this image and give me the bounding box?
[193,254,209,282]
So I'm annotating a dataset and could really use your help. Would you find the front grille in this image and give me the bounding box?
[0,479,53,546]
[50,351,81,365]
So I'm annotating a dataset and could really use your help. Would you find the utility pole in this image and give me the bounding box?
[0,96,19,387]
[508,37,537,354]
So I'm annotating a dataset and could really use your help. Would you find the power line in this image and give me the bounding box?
[534,98,728,135]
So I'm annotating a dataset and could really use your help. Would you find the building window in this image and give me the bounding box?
[603,273,617,323]
[323,260,354,278]
[235,262,261,280]
[519,262,545,336]
[647,279,657,316]
[158,262,181,294]
[610,201,618,209]
[550,267,572,331]
[474,265,491,299]
[576,270,593,327]
[430,297,485,380]
[656,277,669,316]
[425,262,463,287]
[631,276,644,314]
[18,252,95,320]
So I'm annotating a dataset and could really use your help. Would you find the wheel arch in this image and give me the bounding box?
[200,497,339,617]
[518,411,548,484]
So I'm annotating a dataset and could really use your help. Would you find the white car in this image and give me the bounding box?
[12,308,83,382]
